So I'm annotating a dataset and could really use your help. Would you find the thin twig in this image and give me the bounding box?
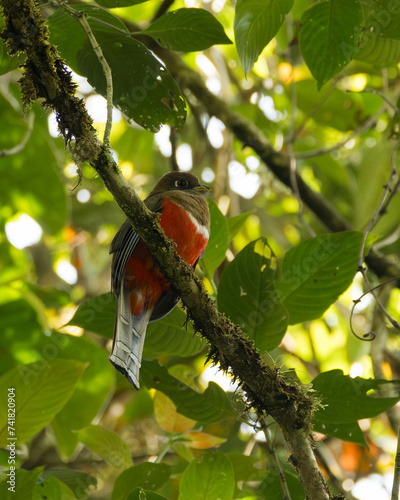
[243,434,257,456]
[169,127,180,172]
[261,418,292,500]
[295,112,380,160]
[360,271,400,329]
[374,224,400,250]
[377,178,400,229]
[355,88,400,117]
[358,138,400,270]
[0,112,34,157]
[285,16,315,237]
[314,446,355,500]
[392,424,400,500]
[288,149,316,237]
[350,276,400,341]
[351,95,400,338]
[288,76,341,145]
[55,0,113,148]
[374,184,400,249]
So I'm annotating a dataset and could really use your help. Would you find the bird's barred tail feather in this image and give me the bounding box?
[109,285,153,389]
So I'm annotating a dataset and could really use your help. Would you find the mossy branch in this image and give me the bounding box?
[0,1,336,498]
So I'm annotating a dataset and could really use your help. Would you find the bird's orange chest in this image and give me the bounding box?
[159,198,209,266]
[124,198,209,315]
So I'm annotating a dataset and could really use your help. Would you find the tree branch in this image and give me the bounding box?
[148,44,352,234]
[393,425,400,500]
[54,0,114,148]
[0,1,341,497]
[142,42,399,281]
[54,2,400,281]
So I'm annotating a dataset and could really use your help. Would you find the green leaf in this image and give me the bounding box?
[68,295,205,357]
[66,293,116,338]
[0,42,22,75]
[0,295,43,376]
[0,467,43,500]
[362,0,400,41]
[77,424,133,469]
[356,34,400,66]
[142,8,232,52]
[0,104,67,234]
[295,80,379,132]
[312,370,400,443]
[0,311,113,457]
[218,238,288,352]
[77,31,186,132]
[179,451,235,500]
[47,5,186,132]
[24,284,71,310]
[226,453,267,482]
[141,360,234,423]
[47,5,128,67]
[313,370,400,422]
[0,93,27,150]
[96,0,150,6]
[200,200,229,278]
[355,0,400,65]
[0,17,24,75]
[145,307,206,358]
[234,0,294,75]
[277,231,363,325]
[314,420,366,446]
[227,211,252,238]
[299,0,363,88]
[123,389,154,421]
[126,489,168,500]
[33,476,75,500]
[42,469,97,500]
[351,143,393,228]
[0,242,29,286]
[257,466,304,500]
[0,360,86,446]
[47,333,114,458]
[112,463,171,500]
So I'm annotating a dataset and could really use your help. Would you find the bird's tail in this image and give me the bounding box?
[109,285,153,389]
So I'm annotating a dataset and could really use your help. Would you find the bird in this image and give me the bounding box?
[109,171,211,389]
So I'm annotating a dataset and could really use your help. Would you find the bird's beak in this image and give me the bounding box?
[194,184,211,194]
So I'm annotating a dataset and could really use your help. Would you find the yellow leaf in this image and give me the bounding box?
[154,391,196,433]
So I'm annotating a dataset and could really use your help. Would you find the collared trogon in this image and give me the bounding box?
[109,172,211,389]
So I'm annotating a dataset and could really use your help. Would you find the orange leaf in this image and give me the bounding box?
[184,431,226,449]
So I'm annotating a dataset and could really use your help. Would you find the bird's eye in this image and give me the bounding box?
[175,179,189,188]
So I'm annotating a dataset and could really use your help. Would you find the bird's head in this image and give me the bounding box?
[151,172,211,197]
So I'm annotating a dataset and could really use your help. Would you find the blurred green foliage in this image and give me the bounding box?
[1,0,400,499]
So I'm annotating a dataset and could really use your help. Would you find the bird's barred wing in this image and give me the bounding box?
[110,219,140,296]
[110,194,164,296]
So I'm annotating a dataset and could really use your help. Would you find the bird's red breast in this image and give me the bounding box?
[124,197,209,316]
